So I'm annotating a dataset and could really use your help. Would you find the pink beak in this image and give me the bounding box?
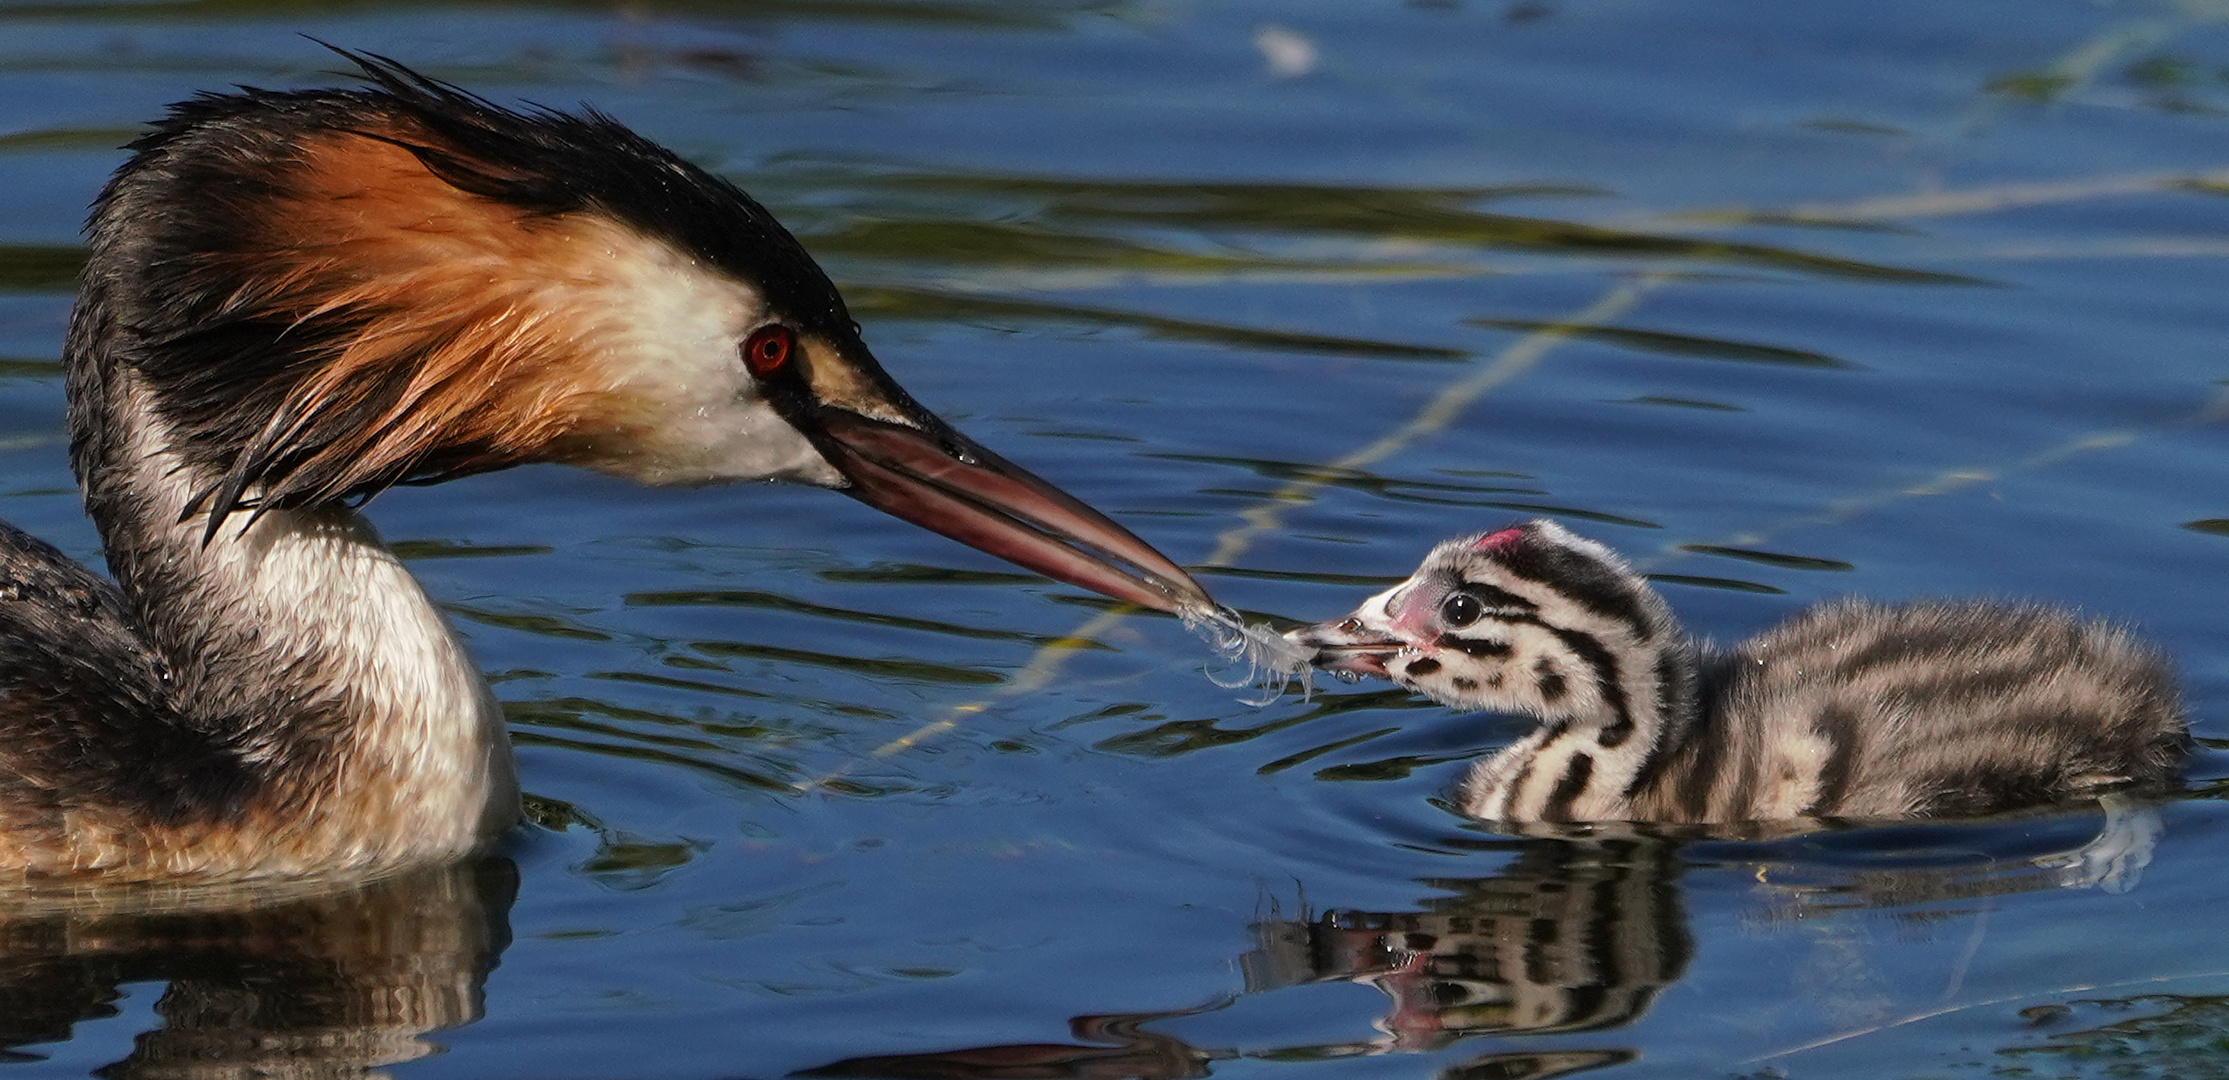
[816,409,1213,615]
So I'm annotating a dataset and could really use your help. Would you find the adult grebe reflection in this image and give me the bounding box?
[0,859,512,1077]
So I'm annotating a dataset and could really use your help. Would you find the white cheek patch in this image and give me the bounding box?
[559,228,843,488]
[616,388,841,488]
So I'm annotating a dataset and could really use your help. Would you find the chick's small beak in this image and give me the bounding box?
[1285,616,1406,679]
[813,408,1213,615]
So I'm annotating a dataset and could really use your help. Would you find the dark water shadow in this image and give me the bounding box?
[1467,319,1855,370]
[689,638,1007,687]
[507,699,798,795]
[810,221,1359,277]
[0,359,63,383]
[1089,687,1428,760]
[391,538,554,560]
[0,128,138,154]
[798,1008,1229,1080]
[1645,573,1786,595]
[627,587,1114,651]
[848,286,1469,363]
[0,0,1095,27]
[0,245,85,293]
[1148,453,1546,504]
[824,174,1983,284]
[1675,543,1856,572]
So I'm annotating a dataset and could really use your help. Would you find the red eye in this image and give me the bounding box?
[743,324,795,378]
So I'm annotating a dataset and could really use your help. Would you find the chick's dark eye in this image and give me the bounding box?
[743,324,796,378]
[1441,592,1482,628]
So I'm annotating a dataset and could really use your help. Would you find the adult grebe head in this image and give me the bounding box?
[77,48,1210,616]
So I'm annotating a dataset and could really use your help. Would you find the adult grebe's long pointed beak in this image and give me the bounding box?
[814,409,1213,615]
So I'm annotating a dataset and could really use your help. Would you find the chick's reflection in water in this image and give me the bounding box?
[1244,836,1689,1054]
[0,861,511,1077]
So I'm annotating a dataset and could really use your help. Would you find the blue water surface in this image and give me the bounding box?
[2,2,2228,1078]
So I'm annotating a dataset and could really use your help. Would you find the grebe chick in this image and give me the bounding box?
[1,53,1214,883]
[1287,520,2186,825]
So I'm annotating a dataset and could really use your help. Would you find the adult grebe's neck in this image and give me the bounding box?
[69,367,517,878]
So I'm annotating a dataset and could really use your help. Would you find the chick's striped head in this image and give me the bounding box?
[1286,520,1679,718]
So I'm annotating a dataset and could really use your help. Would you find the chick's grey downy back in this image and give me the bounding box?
[1641,598,2187,823]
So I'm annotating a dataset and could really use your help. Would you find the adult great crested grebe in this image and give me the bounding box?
[1288,520,2186,826]
[1,52,1215,883]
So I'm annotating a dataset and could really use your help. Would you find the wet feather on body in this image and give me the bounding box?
[1287,520,2187,827]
